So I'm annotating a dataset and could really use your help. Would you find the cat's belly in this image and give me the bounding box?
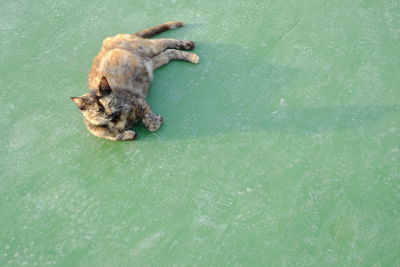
[89,48,152,96]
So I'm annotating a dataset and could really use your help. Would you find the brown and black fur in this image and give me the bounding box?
[71,22,199,141]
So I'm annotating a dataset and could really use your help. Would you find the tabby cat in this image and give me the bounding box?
[71,22,199,140]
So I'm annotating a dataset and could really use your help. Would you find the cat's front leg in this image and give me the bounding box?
[143,113,163,132]
[140,100,163,132]
[87,124,136,141]
[114,130,137,141]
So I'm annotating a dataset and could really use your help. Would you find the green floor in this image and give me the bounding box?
[1,0,399,266]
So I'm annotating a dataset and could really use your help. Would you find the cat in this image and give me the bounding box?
[71,21,199,141]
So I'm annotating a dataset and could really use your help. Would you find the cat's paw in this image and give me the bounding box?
[181,40,195,50]
[143,113,163,132]
[118,130,136,141]
[189,53,200,64]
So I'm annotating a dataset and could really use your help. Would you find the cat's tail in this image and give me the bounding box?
[135,22,184,38]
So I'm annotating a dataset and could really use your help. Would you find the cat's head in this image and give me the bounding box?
[71,77,116,125]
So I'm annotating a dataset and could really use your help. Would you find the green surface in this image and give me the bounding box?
[1,0,399,266]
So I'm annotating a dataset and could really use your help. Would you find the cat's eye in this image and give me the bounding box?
[106,100,113,108]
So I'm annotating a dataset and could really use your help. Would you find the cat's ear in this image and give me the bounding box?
[97,76,112,96]
[70,97,87,110]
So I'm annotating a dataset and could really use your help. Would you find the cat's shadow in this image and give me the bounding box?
[135,42,398,141]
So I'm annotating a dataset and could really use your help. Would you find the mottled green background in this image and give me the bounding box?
[1,0,399,266]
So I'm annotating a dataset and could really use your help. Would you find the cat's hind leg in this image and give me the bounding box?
[140,38,195,57]
[135,22,184,38]
[151,49,199,70]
